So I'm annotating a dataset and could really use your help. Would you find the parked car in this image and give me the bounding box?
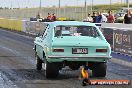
[115,12,125,23]
[102,13,109,17]
[34,21,112,78]
[118,7,132,13]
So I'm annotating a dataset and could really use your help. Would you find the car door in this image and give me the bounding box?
[35,25,49,59]
[38,24,51,60]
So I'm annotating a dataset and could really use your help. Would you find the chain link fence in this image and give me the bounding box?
[0,6,94,21]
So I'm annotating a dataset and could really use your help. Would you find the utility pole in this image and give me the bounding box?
[110,0,112,10]
[85,0,87,18]
[58,0,61,17]
[91,0,93,13]
[40,0,42,9]
[126,0,129,9]
[59,0,60,8]
[121,0,122,4]
[37,0,42,19]
[10,1,12,9]
[85,0,86,8]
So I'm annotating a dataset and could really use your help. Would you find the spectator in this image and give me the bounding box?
[47,13,52,20]
[96,12,102,23]
[124,10,132,24]
[101,13,107,23]
[91,12,97,23]
[51,13,57,21]
[107,10,115,23]
[36,12,41,19]
[86,13,93,22]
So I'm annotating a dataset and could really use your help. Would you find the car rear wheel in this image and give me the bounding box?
[92,63,106,77]
[36,55,43,71]
[45,61,59,78]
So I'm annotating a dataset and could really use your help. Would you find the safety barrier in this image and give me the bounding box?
[22,21,48,35]
[101,23,132,57]
[0,18,23,31]
[0,18,48,35]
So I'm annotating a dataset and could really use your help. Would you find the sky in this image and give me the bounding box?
[0,0,132,8]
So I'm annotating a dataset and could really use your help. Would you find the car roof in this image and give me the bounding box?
[48,21,96,27]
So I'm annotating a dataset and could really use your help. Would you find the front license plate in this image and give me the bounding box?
[72,48,88,54]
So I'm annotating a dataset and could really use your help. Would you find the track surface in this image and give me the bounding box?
[0,29,131,88]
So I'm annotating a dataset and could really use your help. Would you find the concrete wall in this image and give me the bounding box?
[0,18,22,31]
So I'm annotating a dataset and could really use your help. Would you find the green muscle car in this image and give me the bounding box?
[34,21,111,78]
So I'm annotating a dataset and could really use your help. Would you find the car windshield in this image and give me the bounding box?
[54,25,100,37]
[117,13,125,17]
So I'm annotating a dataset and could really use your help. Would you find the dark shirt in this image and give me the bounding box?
[96,15,102,23]
[91,16,96,23]
[124,14,132,24]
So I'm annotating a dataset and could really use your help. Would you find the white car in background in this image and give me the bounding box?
[102,13,108,17]
[114,12,125,23]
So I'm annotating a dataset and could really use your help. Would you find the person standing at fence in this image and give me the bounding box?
[36,12,41,19]
[96,12,102,23]
[51,13,57,21]
[107,10,115,23]
[124,10,132,24]
[101,13,107,23]
[95,12,107,23]
[86,13,93,22]
[47,13,52,20]
[91,12,97,23]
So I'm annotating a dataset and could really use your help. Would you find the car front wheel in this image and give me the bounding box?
[36,55,43,71]
[92,63,106,77]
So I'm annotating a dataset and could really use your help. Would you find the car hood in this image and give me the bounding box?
[117,16,124,20]
[52,36,108,47]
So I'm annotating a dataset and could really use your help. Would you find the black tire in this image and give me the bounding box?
[45,61,59,78]
[36,55,43,71]
[92,63,106,77]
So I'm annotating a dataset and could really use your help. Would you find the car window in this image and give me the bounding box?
[42,25,49,37]
[54,26,100,37]
[37,24,49,37]
[117,13,125,17]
